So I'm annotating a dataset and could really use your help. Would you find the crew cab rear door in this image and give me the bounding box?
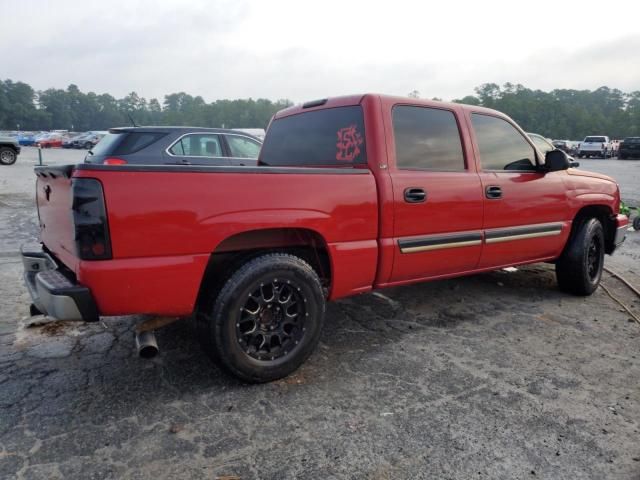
[468,112,569,268]
[385,103,484,283]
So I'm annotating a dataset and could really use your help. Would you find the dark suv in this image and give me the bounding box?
[618,137,640,159]
[85,127,262,166]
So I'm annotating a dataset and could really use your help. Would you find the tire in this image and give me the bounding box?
[633,216,640,231]
[84,142,93,149]
[556,218,605,296]
[202,253,326,383]
[0,147,17,165]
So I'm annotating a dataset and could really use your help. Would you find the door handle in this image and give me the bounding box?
[485,186,502,199]
[404,187,426,203]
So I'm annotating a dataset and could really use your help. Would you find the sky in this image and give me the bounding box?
[2,0,640,103]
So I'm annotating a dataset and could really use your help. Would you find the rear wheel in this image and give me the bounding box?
[556,218,604,296]
[0,147,17,165]
[202,253,326,383]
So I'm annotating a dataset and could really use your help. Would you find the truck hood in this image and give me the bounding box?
[567,168,616,184]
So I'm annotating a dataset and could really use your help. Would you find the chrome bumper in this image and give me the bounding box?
[21,244,98,322]
[613,214,629,251]
[614,225,627,247]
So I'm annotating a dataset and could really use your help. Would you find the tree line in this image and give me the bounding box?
[0,80,292,132]
[451,83,640,140]
[1,78,640,139]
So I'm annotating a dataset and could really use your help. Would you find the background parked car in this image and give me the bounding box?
[618,137,640,159]
[73,132,106,149]
[62,135,78,148]
[17,133,36,146]
[0,135,21,165]
[36,133,66,148]
[552,140,572,153]
[84,127,263,165]
[63,133,91,149]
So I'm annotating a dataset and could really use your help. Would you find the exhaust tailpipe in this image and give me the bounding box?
[135,330,159,359]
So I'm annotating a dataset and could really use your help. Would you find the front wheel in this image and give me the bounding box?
[0,147,17,165]
[556,218,604,295]
[203,253,326,383]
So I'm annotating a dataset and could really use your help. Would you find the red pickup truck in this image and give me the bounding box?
[22,94,628,382]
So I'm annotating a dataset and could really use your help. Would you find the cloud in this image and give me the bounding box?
[2,0,639,102]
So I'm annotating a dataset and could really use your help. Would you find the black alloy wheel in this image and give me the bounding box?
[203,253,326,383]
[236,278,308,361]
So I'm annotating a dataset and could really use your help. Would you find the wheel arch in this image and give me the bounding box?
[569,204,616,254]
[195,227,332,310]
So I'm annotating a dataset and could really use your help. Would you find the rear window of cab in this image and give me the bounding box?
[259,106,366,167]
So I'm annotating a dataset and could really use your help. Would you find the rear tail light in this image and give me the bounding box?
[104,158,127,165]
[71,178,112,260]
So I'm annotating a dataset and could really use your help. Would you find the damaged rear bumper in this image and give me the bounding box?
[21,244,99,322]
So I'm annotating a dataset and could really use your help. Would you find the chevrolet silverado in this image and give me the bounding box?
[22,94,628,382]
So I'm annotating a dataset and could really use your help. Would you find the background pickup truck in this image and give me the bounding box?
[23,94,628,382]
[0,135,21,165]
[578,135,613,158]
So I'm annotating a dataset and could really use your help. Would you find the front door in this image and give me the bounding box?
[468,112,570,268]
[387,105,484,283]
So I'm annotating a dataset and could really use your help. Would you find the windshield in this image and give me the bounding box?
[529,134,554,153]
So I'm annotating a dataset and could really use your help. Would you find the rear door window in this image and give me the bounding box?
[260,106,366,167]
[392,105,465,170]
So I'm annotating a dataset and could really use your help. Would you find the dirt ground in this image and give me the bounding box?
[1,148,639,479]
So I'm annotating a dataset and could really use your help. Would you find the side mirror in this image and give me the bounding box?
[545,149,570,172]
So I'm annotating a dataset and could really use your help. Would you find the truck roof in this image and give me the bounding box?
[274,93,507,120]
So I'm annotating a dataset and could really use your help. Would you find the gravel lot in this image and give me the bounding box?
[1,148,639,479]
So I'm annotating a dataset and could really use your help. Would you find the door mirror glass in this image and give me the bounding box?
[545,149,570,172]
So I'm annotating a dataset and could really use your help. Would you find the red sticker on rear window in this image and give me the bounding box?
[336,125,363,162]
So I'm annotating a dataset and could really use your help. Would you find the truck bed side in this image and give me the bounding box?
[53,164,379,316]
